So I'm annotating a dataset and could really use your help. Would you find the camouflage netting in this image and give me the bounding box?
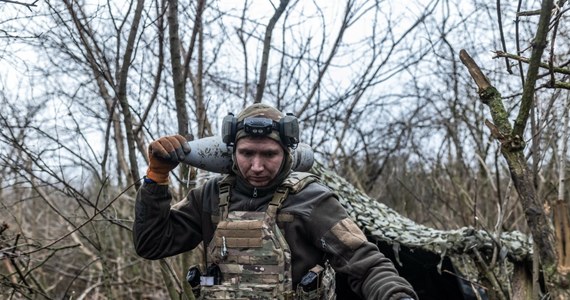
[311,162,533,263]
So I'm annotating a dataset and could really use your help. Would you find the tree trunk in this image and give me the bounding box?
[459,48,570,299]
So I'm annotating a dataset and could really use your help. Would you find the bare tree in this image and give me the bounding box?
[459,0,570,297]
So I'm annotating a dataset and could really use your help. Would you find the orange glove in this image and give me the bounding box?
[146,135,191,184]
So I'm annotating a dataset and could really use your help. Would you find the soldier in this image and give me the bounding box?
[133,103,417,300]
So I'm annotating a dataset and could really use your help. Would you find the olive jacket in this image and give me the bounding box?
[133,174,418,300]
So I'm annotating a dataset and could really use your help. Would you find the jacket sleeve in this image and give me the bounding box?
[132,182,204,259]
[306,192,418,300]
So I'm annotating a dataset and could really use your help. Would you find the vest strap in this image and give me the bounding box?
[218,184,230,220]
[217,175,235,220]
[265,186,290,225]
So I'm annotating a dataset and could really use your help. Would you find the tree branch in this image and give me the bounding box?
[460,46,560,297]
[512,0,554,137]
[254,0,290,103]
[494,51,570,75]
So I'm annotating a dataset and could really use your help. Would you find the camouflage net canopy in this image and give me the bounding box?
[311,162,533,263]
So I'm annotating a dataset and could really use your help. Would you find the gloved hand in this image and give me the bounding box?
[146,135,191,183]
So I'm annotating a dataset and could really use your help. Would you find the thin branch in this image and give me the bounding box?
[515,0,526,84]
[559,93,570,202]
[0,0,38,10]
[296,0,352,116]
[517,9,541,16]
[496,0,513,73]
[512,0,554,137]
[254,0,290,103]
[472,248,508,300]
[494,51,570,75]
[135,1,167,136]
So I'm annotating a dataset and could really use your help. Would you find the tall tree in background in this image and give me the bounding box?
[460,0,570,298]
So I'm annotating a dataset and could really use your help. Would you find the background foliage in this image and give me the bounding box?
[1,0,569,299]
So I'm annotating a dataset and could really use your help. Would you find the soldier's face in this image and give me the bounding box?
[235,137,284,187]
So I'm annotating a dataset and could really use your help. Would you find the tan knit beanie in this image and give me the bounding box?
[234,103,284,147]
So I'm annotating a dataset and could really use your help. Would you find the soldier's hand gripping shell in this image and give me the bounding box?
[146,135,191,183]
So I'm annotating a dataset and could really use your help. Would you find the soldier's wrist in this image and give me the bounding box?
[143,176,156,184]
[145,170,170,185]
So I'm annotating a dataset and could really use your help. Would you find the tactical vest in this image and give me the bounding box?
[198,172,335,300]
